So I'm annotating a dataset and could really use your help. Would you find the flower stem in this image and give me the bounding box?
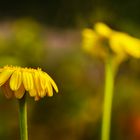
[19,94,28,140]
[101,58,115,140]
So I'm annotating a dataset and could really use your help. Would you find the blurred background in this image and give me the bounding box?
[0,0,140,140]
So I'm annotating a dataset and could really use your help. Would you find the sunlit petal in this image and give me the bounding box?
[122,36,140,58]
[10,69,22,91]
[45,81,53,97]
[0,69,14,86]
[44,73,58,93]
[23,71,33,91]
[109,33,125,55]
[94,22,113,38]
[29,89,37,97]
[82,29,97,53]
[33,71,42,93]
[38,70,47,90]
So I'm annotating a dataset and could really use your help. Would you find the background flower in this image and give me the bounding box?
[82,22,140,63]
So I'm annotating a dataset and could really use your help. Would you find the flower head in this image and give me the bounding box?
[82,22,140,61]
[0,66,58,101]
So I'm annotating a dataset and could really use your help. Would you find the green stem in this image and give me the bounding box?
[101,58,115,140]
[19,94,28,140]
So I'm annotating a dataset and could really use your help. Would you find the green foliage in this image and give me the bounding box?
[0,18,45,67]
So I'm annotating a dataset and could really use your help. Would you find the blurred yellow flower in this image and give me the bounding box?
[0,66,58,101]
[94,22,113,38]
[82,28,108,58]
[110,32,140,58]
[82,22,140,60]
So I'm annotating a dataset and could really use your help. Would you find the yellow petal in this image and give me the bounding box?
[29,89,37,97]
[0,69,14,86]
[33,71,46,97]
[23,71,33,90]
[10,69,22,91]
[44,73,58,93]
[109,33,126,55]
[33,71,42,93]
[14,84,25,99]
[36,73,46,97]
[94,22,113,38]
[38,70,47,90]
[122,35,140,58]
[82,29,97,52]
[1,81,14,99]
[110,32,140,58]
[45,81,53,97]
[38,89,46,98]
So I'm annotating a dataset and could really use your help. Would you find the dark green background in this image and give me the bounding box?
[0,1,140,140]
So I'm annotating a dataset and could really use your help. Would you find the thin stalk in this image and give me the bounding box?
[101,58,115,140]
[19,94,28,140]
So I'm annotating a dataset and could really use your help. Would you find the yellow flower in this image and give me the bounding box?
[82,22,140,60]
[82,28,108,58]
[0,66,58,101]
[110,32,140,58]
[94,22,113,38]
[82,29,97,53]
